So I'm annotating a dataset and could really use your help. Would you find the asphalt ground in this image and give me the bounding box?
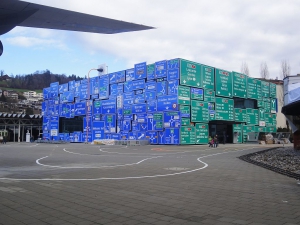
[0,142,299,225]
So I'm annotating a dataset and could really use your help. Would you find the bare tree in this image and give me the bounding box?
[279,60,291,130]
[280,60,290,79]
[260,62,269,79]
[241,62,250,76]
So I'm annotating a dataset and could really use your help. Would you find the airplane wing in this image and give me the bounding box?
[0,0,154,35]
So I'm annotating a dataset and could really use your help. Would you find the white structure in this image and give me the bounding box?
[5,90,18,100]
[23,91,43,101]
[275,82,286,129]
[23,91,37,98]
[284,75,300,106]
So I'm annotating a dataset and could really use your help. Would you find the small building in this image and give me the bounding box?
[23,91,43,101]
[6,90,18,100]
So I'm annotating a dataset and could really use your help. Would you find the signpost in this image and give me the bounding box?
[179,105,190,117]
[191,88,204,100]
[234,108,247,122]
[271,113,276,126]
[208,102,215,121]
[163,111,181,128]
[232,72,247,98]
[246,108,259,125]
[257,79,262,99]
[264,98,271,113]
[265,113,272,127]
[261,81,270,98]
[145,81,156,91]
[132,79,145,90]
[99,75,109,99]
[126,68,135,81]
[167,69,179,81]
[101,99,116,114]
[146,131,158,144]
[132,103,147,114]
[180,126,196,144]
[257,100,264,108]
[74,102,86,116]
[103,114,116,133]
[195,123,209,144]
[135,62,147,80]
[180,59,201,88]
[145,91,156,102]
[191,100,209,123]
[147,113,163,131]
[259,108,266,126]
[271,98,277,113]
[164,128,180,144]
[157,95,179,111]
[247,77,260,99]
[147,64,155,80]
[202,65,214,90]
[242,125,255,142]
[167,58,180,69]
[147,100,157,112]
[156,80,167,96]
[215,97,234,121]
[181,117,190,126]
[204,89,215,102]
[168,79,179,95]
[178,86,191,105]
[215,69,233,98]
[155,60,167,78]
[270,83,277,98]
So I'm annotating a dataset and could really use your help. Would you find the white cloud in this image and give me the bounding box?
[5,36,67,50]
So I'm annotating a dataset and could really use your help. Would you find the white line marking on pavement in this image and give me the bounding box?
[35,155,162,169]
[0,147,255,181]
[99,148,215,155]
[63,148,145,157]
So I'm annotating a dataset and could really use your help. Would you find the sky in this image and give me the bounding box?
[1,0,300,79]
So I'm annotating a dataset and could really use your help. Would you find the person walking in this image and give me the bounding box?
[223,128,227,144]
[3,136,6,144]
[208,136,213,147]
[214,134,218,148]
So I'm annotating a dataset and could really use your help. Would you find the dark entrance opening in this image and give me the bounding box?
[59,117,83,133]
[209,121,234,144]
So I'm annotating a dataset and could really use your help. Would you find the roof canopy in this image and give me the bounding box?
[0,0,154,35]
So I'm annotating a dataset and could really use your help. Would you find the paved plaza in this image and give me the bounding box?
[0,142,299,225]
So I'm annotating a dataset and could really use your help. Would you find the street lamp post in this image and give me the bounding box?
[85,68,103,144]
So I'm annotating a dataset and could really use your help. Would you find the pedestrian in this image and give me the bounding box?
[214,135,218,148]
[0,135,3,144]
[3,136,6,144]
[208,136,213,147]
[223,128,227,144]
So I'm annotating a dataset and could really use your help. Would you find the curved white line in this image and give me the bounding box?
[64,148,99,156]
[1,147,254,181]
[99,147,227,155]
[36,155,162,169]
[63,148,144,157]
